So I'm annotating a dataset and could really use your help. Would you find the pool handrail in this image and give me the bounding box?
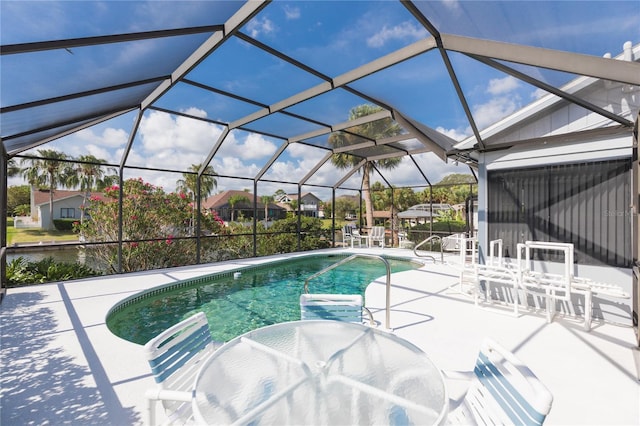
[303,254,392,330]
[413,235,443,263]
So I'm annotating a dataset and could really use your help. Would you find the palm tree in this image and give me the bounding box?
[260,195,274,226]
[7,158,21,177]
[329,105,403,229]
[20,149,73,230]
[67,155,118,223]
[176,164,217,234]
[176,164,217,201]
[228,194,249,222]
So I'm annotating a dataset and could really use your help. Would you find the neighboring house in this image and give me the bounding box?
[452,41,639,313]
[203,190,286,222]
[397,203,453,226]
[372,210,390,226]
[31,189,86,228]
[281,192,322,218]
[331,194,360,220]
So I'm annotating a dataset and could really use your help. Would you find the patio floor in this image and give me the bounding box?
[1,247,639,425]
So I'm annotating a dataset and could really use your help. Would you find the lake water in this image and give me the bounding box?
[6,247,89,265]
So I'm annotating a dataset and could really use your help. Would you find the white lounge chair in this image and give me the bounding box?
[300,293,375,325]
[446,338,553,425]
[474,263,520,314]
[516,242,576,326]
[457,236,478,296]
[368,226,385,248]
[144,312,222,426]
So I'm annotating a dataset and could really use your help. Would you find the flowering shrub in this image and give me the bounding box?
[76,178,225,273]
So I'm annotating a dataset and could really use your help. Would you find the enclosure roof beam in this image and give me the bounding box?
[442,33,640,86]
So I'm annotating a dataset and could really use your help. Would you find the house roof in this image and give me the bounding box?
[33,189,85,206]
[373,211,391,219]
[397,203,452,219]
[203,190,284,210]
[285,192,321,202]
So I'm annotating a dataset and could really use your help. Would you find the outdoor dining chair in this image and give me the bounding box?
[445,338,553,425]
[143,312,222,426]
[369,226,385,248]
[342,224,365,248]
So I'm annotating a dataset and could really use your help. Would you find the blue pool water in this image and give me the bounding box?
[107,254,420,344]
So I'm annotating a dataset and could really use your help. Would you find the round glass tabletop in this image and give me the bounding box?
[193,320,447,425]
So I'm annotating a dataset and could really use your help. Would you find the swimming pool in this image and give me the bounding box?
[107,253,421,344]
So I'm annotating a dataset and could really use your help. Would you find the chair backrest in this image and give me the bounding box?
[300,294,364,323]
[466,338,553,426]
[371,226,385,238]
[144,312,218,413]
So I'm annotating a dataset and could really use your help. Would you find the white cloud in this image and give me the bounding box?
[286,142,325,161]
[215,132,278,163]
[486,76,520,96]
[463,75,523,130]
[84,144,117,164]
[531,87,548,100]
[263,160,296,182]
[213,156,261,180]
[76,127,128,148]
[473,96,520,129]
[138,109,223,154]
[246,16,275,38]
[283,5,300,20]
[436,126,469,142]
[376,153,465,187]
[367,21,427,48]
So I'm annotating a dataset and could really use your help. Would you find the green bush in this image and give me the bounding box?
[257,216,331,255]
[53,218,77,231]
[6,256,102,287]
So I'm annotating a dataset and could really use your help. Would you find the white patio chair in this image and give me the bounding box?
[144,312,222,426]
[446,338,553,426]
[300,293,375,325]
[342,224,364,247]
[368,226,385,248]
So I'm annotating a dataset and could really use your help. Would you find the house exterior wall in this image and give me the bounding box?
[37,196,83,227]
[298,194,320,217]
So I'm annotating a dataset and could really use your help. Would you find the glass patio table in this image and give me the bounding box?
[192,320,448,425]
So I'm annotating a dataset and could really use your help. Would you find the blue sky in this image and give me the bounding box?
[3,1,639,200]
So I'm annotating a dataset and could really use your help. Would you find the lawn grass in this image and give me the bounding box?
[320,219,357,229]
[6,218,79,245]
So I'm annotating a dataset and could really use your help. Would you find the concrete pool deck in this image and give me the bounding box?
[1,247,639,425]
